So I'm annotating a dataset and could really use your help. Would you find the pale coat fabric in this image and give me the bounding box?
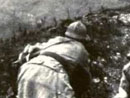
[17,36,90,98]
[114,62,130,98]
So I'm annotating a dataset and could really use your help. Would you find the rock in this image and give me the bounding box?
[119,13,130,25]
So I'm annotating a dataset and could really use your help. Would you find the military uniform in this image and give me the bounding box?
[16,21,91,98]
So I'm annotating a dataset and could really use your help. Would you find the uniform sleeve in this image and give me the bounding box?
[114,65,130,98]
[118,70,129,98]
[16,43,45,63]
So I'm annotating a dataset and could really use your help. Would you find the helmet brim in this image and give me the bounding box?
[65,31,91,41]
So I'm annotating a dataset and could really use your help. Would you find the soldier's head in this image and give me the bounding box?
[65,21,90,42]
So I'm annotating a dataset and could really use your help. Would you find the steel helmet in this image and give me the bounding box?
[65,21,90,40]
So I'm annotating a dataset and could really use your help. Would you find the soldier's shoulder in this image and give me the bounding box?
[72,41,89,56]
[48,36,67,43]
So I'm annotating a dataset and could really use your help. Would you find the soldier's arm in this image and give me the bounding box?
[114,66,130,98]
[13,43,45,65]
[118,71,129,98]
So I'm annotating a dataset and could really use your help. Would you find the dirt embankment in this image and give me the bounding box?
[1,6,130,98]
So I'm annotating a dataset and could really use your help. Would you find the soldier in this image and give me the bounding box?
[114,53,130,98]
[15,21,92,98]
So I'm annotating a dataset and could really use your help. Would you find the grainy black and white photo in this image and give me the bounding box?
[0,0,130,98]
